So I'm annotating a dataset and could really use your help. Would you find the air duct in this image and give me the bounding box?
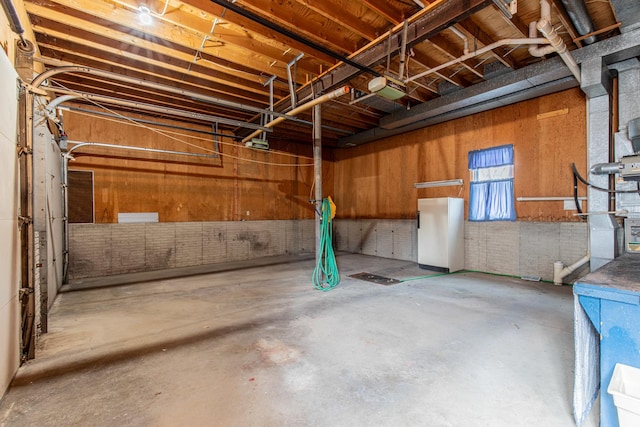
[557,0,597,45]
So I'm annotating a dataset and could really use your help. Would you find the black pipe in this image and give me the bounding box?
[0,0,27,46]
[208,0,381,78]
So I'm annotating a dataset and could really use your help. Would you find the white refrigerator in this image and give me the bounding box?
[417,197,464,272]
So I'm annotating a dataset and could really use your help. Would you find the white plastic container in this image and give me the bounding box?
[607,363,640,427]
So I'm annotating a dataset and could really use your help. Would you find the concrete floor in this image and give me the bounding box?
[0,253,597,426]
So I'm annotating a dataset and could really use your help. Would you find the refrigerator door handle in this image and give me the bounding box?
[417,211,420,229]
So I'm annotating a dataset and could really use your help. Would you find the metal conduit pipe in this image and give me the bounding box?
[0,0,27,46]
[406,38,550,83]
[65,141,219,158]
[241,86,350,144]
[32,65,286,118]
[46,95,78,110]
[207,0,381,78]
[47,87,271,132]
[58,105,240,139]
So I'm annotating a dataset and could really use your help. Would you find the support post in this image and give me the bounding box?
[581,57,617,271]
[313,103,322,265]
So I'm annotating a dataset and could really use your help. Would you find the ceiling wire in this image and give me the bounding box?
[207,0,381,77]
[186,12,223,75]
[48,81,315,167]
[150,0,170,16]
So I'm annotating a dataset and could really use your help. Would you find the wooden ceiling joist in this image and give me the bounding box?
[30,26,273,101]
[36,45,273,108]
[25,3,304,86]
[299,0,494,99]
[23,0,623,146]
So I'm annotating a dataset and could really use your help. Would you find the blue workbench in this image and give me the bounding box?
[573,254,640,426]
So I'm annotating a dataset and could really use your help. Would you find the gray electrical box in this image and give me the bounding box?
[620,154,640,181]
[625,218,640,253]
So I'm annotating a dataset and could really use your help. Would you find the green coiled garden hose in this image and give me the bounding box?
[312,198,340,291]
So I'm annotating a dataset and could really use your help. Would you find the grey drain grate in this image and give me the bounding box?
[349,272,402,286]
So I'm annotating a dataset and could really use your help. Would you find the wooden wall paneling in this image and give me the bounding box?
[334,88,587,221]
[64,107,313,222]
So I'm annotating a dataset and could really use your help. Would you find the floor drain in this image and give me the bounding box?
[349,272,402,285]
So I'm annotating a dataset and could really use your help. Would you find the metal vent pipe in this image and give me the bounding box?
[0,0,26,45]
[557,0,597,45]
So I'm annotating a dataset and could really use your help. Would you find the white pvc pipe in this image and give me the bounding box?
[537,18,581,83]
[531,0,582,83]
[540,0,551,20]
[406,38,550,83]
[398,20,409,80]
[449,26,469,55]
[241,86,350,143]
[517,196,587,201]
[554,253,590,285]
[528,21,556,57]
[46,95,79,110]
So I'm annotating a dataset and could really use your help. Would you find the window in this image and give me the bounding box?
[468,144,515,221]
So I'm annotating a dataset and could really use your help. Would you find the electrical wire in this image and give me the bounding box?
[312,198,340,292]
[48,81,315,167]
[571,163,639,193]
[150,0,170,16]
[64,107,310,161]
[571,162,640,219]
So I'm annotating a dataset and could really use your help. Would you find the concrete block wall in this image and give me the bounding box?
[334,219,417,262]
[68,220,315,280]
[334,219,589,282]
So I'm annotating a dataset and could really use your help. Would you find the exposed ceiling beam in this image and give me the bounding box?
[36,44,273,106]
[294,0,379,42]
[493,4,529,37]
[108,0,327,76]
[427,34,484,79]
[24,2,304,85]
[180,0,339,66]
[456,21,518,69]
[297,0,494,98]
[31,27,270,101]
[232,0,362,54]
[360,0,406,24]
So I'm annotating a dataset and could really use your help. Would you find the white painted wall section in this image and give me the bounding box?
[0,49,20,399]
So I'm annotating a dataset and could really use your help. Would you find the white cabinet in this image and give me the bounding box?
[417,198,464,272]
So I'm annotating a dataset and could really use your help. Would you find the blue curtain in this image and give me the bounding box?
[468,145,515,221]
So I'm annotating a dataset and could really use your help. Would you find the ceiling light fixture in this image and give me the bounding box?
[138,6,152,25]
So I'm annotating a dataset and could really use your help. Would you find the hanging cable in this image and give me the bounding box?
[571,163,638,193]
[312,197,340,292]
[48,81,315,167]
